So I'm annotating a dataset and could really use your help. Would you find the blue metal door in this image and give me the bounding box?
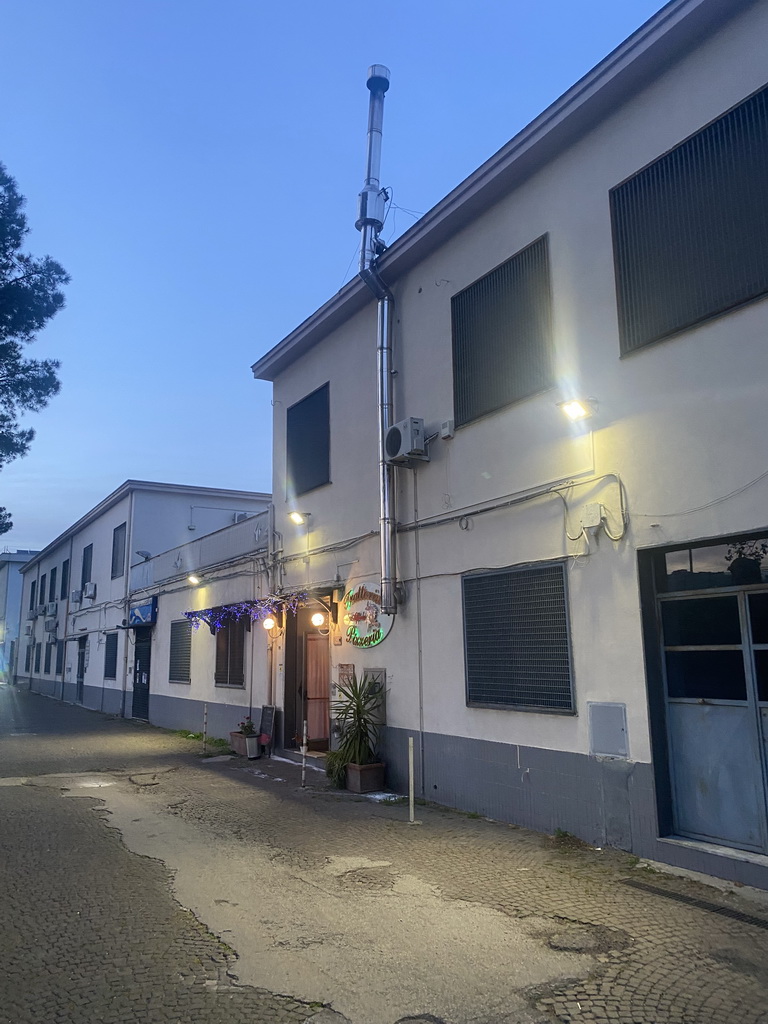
[661,590,768,853]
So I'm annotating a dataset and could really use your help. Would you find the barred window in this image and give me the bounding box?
[612,84,768,354]
[452,235,554,427]
[169,620,192,684]
[463,562,574,712]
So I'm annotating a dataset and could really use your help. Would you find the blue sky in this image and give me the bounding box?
[1,0,664,551]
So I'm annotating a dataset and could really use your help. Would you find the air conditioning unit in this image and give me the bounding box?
[233,512,249,523]
[44,618,56,632]
[37,604,46,616]
[385,417,427,464]
[24,624,32,635]
[46,601,58,616]
[26,608,36,620]
[46,632,57,644]
[71,589,83,603]
[84,582,97,600]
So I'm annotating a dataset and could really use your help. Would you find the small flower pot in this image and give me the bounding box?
[245,734,261,759]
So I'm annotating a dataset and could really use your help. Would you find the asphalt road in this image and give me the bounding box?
[3,685,768,1024]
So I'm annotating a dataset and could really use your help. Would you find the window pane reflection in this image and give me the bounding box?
[663,537,768,591]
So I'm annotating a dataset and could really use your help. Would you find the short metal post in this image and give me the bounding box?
[203,702,208,755]
[408,735,420,824]
[301,719,308,788]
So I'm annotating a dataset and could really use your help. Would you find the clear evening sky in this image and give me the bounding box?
[1,0,664,552]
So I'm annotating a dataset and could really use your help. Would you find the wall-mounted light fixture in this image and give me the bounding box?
[262,616,277,630]
[288,511,310,525]
[187,573,201,585]
[135,550,152,562]
[557,398,597,422]
[310,612,326,628]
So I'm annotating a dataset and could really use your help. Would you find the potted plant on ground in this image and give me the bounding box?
[230,716,260,758]
[326,670,385,793]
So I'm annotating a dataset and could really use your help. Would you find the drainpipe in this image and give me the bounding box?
[356,64,397,615]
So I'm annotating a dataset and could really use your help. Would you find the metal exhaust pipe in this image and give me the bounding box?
[356,65,397,615]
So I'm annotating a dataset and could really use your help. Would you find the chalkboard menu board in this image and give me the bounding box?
[258,705,276,756]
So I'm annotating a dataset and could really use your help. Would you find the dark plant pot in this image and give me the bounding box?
[229,731,248,757]
[346,762,386,794]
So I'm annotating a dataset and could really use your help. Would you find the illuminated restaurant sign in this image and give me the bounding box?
[342,582,394,648]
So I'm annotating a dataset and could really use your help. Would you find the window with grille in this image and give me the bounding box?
[463,562,574,712]
[214,618,245,687]
[611,84,768,355]
[49,567,57,603]
[81,544,93,589]
[104,633,118,679]
[169,620,192,683]
[452,235,554,427]
[286,383,330,496]
[111,523,126,579]
[60,559,69,600]
[29,580,36,611]
[44,643,52,675]
[39,574,46,607]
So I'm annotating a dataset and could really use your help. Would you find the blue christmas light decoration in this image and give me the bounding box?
[183,590,307,631]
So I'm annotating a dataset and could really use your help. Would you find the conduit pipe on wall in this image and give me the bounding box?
[356,64,397,615]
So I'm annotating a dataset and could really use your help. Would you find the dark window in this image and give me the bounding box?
[60,559,69,600]
[611,84,768,354]
[452,235,554,427]
[49,567,57,603]
[104,633,118,679]
[286,383,330,496]
[214,618,245,687]
[29,580,36,611]
[665,650,747,701]
[24,645,31,671]
[463,562,574,712]
[44,642,52,675]
[169,620,192,683]
[81,544,93,589]
[111,523,126,579]
[55,640,65,676]
[39,575,46,607]
[661,597,741,647]
[34,643,41,674]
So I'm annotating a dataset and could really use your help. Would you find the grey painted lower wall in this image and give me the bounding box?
[381,726,768,891]
[148,691,251,740]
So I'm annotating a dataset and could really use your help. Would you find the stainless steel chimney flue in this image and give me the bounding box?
[356,64,397,615]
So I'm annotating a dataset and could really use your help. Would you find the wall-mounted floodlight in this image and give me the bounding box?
[135,550,152,561]
[187,574,201,585]
[262,616,276,630]
[310,612,326,628]
[558,398,597,422]
[288,511,310,525]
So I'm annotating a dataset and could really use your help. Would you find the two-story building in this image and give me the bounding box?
[252,0,768,888]
[18,480,269,717]
[0,549,39,683]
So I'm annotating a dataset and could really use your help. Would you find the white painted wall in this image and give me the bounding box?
[269,1,768,765]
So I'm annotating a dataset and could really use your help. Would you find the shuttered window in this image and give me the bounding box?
[44,642,52,675]
[34,643,41,674]
[81,544,93,589]
[286,383,330,496]
[49,567,57,603]
[39,575,46,608]
[25,645,31,671]
[104,633,118,679]
[111,523,126,579]
[214,618,245,687]
[60,559,69,600]
[463,562,574,712]
[612,84,768,355]
[55,640,65,675]
[169,620,192,683]
[452,235,554,427]
[29,580,36,611]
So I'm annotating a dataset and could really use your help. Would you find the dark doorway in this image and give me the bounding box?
[132,627,152,721]
[76,637,87,703]
[283,606,330,750]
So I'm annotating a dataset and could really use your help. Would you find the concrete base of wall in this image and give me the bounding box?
[148,692,251,740]
[381,725,768,891]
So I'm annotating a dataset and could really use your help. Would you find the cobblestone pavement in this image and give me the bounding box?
[4,686,768,1023]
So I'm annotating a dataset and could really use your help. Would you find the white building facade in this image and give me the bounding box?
[18,481,269,717]
[0,549,39,683]
[253,0,768,888]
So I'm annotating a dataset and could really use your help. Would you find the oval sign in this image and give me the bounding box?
[342,581,394,648]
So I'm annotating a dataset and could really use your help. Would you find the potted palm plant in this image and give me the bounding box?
[326,670,386,793]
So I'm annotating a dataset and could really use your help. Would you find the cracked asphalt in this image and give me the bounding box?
[3,685,768,1024]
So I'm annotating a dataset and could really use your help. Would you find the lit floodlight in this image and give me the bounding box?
[558,398,596,421]
[288,511,310,525]
[187,574,201,585]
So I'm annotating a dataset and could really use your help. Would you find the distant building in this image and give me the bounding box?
[17,481,269,713]
[0,550,40,683]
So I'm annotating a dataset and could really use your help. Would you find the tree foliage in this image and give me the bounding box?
[0,162,69,534]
